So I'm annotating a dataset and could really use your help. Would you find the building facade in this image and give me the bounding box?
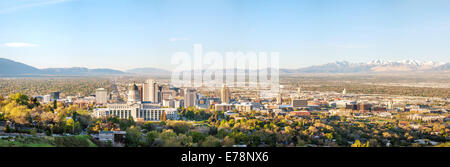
[127,83,140,104]
[184,88,197,107]
[221,85,231,104]
[292,99,308,108]
[96,88,108,104]
[93,103,178,121]
[143,79,160,103]
[50,92,60,101]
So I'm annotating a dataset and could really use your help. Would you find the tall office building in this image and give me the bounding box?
[220,85,230,104]
[184,88,197,107]
[143,79,160,103]
[137,85,143,102]
[95,88,108,104]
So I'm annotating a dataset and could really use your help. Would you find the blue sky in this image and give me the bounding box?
[1,0,450,70]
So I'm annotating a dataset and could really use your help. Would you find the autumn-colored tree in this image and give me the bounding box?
[351,140,370,147]
[223,136,235,147]
[9,93,29,106]
[161,112,167,122]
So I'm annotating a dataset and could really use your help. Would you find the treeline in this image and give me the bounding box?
[1,93,91,135]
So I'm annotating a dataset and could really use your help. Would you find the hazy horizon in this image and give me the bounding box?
[2,0,450,71]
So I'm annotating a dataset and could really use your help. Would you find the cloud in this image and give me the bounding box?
[4,42,39,48]
[0,0,73,14]
[169,37,189,42]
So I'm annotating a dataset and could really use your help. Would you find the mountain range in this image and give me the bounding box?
[280,60,449,73]
[0,58,125,76]
[0,58,449,76]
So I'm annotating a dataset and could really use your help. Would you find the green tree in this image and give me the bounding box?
[53,100,57,109]
[160,129,179,147]
[190,131,205,143]
[145,130,159,147]
[125,126,143,147]
[201,135,220,147]
[178,134,193,147]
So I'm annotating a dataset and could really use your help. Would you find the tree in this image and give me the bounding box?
[9,93,29,106]
[248,132,262,147]
[125,126,143,147]
[351,140,369,147]
[168,121,191,134]
[4,124,10,133]
[145,130,159,147]
[223,136,235,147]
[161,112,167,122]
[160,129,179,147]
[0,112,4,121]
[66,118,75,134]
[325,133,333,140]
[178,134,193,147]
[201,135,220,147]
[3,102,31,124]
[53,100,57,109]
[190,131,205,143]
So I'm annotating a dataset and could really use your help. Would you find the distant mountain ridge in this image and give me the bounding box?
[0,58,449,76]
[0,58,42,75]
[41,67,125,75]
[0,58,124,76]
[280,60,449,73]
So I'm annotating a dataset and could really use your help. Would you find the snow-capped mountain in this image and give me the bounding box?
[281,60,448,73]
[367,59,443,66]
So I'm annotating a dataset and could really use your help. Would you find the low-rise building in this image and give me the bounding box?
[93,103,178,122]
[215,103,233,112]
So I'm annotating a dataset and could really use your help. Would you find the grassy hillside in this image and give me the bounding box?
[0,135,97,147]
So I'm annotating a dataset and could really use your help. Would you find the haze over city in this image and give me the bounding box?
[1,0,450,71]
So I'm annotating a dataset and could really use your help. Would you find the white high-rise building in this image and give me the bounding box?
[143,79,159,103]
[127,83,140,104]
[95,88,108,104]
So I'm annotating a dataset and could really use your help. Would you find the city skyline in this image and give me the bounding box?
[1,0,450,71]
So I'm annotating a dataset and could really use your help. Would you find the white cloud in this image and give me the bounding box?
[169,37,189,42]
[4,42,39,48]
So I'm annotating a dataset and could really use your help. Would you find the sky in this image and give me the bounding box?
[1,0,450,71]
